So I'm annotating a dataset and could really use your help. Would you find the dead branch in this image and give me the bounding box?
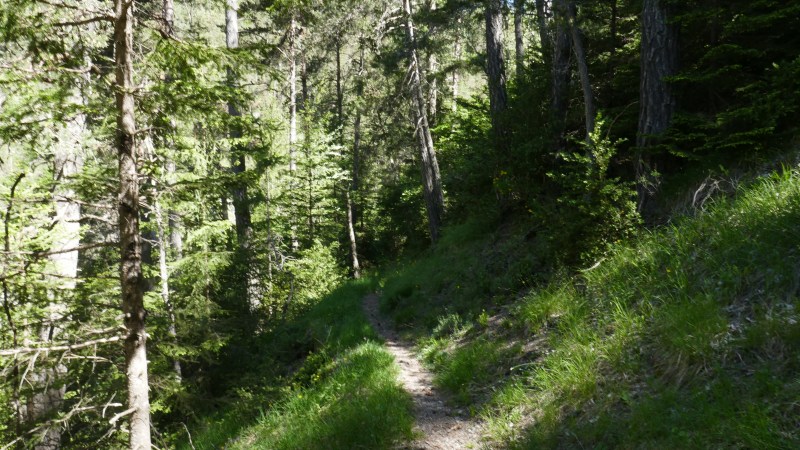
[0,335,123,356]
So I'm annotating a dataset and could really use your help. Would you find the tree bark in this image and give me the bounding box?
[28,88,86,450]
[426,0,439,123]
[345,190,360,279]
[289,15,300,252]
[345,46,364,279]
[154,197,181,380]
[403,0,445,244]
[451,17,462,113]
[3,174,24,442]
[535,0,549,65]
[226,0,258,312]
[166,160,182,260]
[226,0,253,253]
[567,2,595,143]
[636,0,678,212]
[485,0,508,149]
[114,0,152,447]
[335,36,344,136]
[162,0,174,37]
[551,0,572,142]
[515,0,526,75]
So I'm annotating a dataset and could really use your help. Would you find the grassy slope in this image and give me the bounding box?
[180,279,413,449]
[382,171,800,449]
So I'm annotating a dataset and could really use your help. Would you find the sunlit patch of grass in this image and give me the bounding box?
[230,342,413,450]
[498,171,800,448]
[179,278,414,449]
[387,171,800,449]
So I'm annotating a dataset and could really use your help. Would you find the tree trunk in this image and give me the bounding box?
[167,160,183,260]
[485,0,508,149]
[535,0,549,65]
[226,0,258,312]
[636,0,678,212]
[335,36,344,136]
[3,174,24,442]
[114,0,152,447]
[154,197,181,379]
[226,0,253,253]
[162,0,174,37]
[568,2,595,143]
[427,0,439,123]
[451,17,462,113]
[28,86,86,450]
[345,46,363,279]
[515,0,526,75]
[162,0,182,262]
[289,15,299,252]
[345,190,360,279]
[551,0,572,142]
[403,0,445,244]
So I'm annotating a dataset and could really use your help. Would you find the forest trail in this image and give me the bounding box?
[363,293,485,449]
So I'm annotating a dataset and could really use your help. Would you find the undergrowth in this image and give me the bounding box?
[382,170,800,449]
[178,279,414,449]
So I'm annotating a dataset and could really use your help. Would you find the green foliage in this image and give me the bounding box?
[285,240,345,315]
[377,169,800,449]
[545,116,641,263]
[669,1,800,158]
[492,171,800,448]
[178,279,414,449]
[228,342,413,450]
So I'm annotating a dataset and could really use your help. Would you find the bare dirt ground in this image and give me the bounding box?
[363,293,485,449]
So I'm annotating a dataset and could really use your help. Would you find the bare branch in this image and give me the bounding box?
[0,242,117,258]
[108,407,136,425]
[53,15,115,27]
[0,335,123,356]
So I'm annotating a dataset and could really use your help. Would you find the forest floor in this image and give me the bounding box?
[363,293,485,449]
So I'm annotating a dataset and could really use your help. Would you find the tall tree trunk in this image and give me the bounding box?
[114,0,152,447]
[289,15,299,252]
[29,87,86,450]
[167,160,183,260]
[344,45,363,279]
[535,0,549,65]
[345,190,360,279]
[154,197,181,379]
[451,17,462,113]
[426,0,438,123]
[162,0,183,262]
[3,174,24,442]
[403,0,445,243]
[140,136,157,295]
[163,0,174,37]
[515,0,526,75]
[637,0,678,212]
[485,0,508,150]
[226,0,253,253]
[551,0,572,142]
[335,36,344,136]
[568,2,595,143]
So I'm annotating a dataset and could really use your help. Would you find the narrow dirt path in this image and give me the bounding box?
[363,293,485,449]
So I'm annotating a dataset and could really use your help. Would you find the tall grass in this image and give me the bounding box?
[179,279,414,449]
[384,171,800,449]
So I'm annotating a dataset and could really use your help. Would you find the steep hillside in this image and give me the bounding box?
[382,171,800,448]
